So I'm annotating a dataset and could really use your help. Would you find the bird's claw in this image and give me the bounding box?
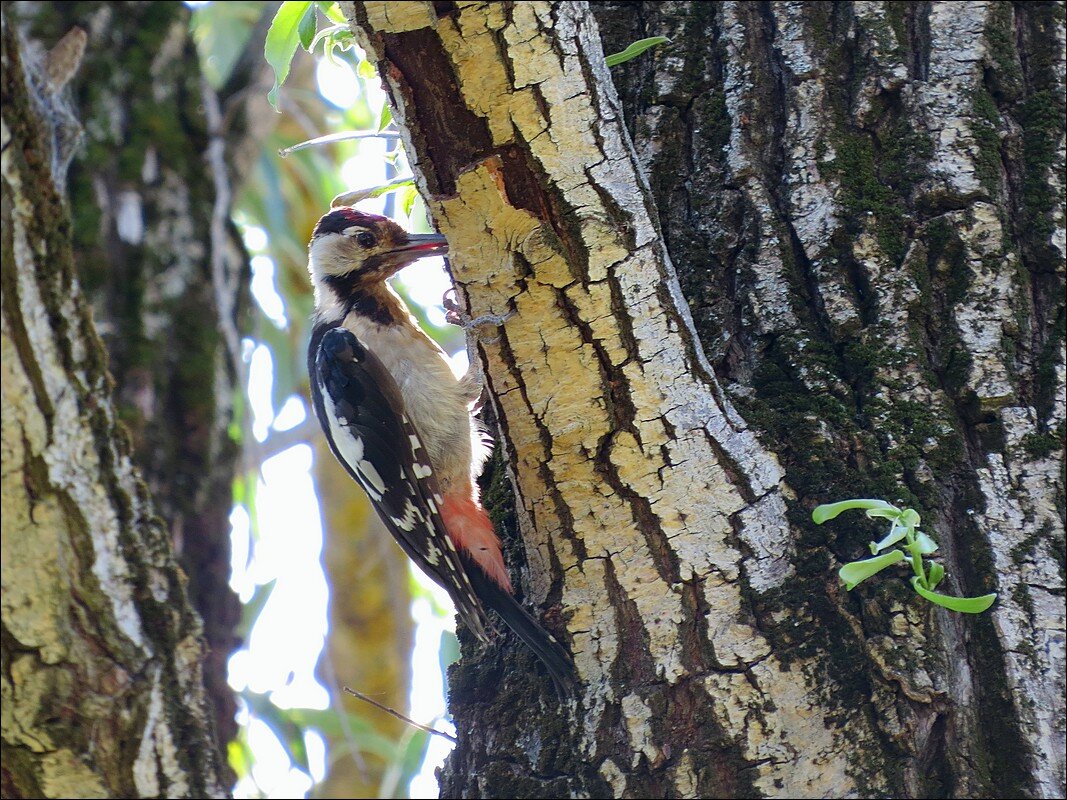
[443,288,467,327]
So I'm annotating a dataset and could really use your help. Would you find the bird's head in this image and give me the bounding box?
[308,207,448,296]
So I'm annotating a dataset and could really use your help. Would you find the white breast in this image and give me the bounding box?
[342,311,481,494]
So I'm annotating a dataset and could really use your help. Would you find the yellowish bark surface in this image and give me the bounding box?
[345,2,887,795]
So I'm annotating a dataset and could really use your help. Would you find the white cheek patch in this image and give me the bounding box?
[309,235,350,279]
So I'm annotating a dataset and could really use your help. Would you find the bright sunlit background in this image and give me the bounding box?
[189,2,465,796]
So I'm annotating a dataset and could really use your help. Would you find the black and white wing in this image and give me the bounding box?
[308,325,487,639]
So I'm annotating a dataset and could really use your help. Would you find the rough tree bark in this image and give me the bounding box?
[1,12,228,798]
[347,1,1065,798]
[8,0,277,750]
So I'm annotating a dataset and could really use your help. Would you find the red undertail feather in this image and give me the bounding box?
[440,493,513,594]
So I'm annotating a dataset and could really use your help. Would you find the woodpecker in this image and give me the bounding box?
[306,206,575,694]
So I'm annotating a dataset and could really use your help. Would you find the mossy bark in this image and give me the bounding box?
[347,1,1064,797]
[595,3,1065,796]
[1,11,227,797]
[8,1,267,750]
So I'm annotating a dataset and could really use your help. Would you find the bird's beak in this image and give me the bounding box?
[391,232,448,261]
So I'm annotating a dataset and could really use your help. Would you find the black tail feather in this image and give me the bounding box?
[464,560,577,699]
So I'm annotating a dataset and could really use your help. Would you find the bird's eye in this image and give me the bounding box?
[356,231,376,248]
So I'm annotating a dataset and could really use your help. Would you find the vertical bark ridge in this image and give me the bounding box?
[345,1,904,796]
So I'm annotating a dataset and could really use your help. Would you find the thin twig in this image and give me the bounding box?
[322,663,369,779]
[279,129,401,157]
[342,686,458,744]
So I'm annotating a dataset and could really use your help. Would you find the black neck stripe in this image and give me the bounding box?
[322,274,394,325]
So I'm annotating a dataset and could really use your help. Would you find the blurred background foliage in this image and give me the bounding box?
[189,2,462,796]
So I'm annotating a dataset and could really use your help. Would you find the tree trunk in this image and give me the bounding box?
[347,1,1065,798]
[8,0,274,751]
[593,3,1066,797]
[1,11,228,797]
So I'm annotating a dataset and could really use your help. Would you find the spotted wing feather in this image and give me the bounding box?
[309,325,487,639]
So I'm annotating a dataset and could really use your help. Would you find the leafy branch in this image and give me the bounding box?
[813,499,997,613]
[265,1,355,110]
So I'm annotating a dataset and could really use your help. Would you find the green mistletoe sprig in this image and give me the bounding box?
[813,499,996,613]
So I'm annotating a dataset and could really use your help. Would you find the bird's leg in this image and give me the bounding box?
[458,365,484,407]
[442,286,465,328]
[443,287,515,407]
[442,287,516,334]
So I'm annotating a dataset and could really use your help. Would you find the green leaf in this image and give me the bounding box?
[378,103,393,132]
[240,579,277,632]
[310,22,341,51]
[605,36,670,67]
[298,3,317,50]
[358,57,377,80]
[914,531,938,554]
[910,578,996,613]
[400,185,418,217]
[318,0,346,23]
[900,508,920,528]
[244,694,310,774]
[332,176,415,207]
[309,21,354,58]
[190,1,261,89]
[287,708,399,758]
[377,728,430,799]
[926,562,945,590]
[839,549,906,590]
[396,729,430,791]
[870,520,907,554]
[265,1,313,110]
[232,473,247,507]
[813,498,896,525]
[865,507,902,521]
[227,736,255,780]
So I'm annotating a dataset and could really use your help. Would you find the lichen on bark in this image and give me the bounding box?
[2,11,227,797]
[344,2,941,797]
[596,1,1065,797]
[347,0,1066,797]
[9,0,262,750]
